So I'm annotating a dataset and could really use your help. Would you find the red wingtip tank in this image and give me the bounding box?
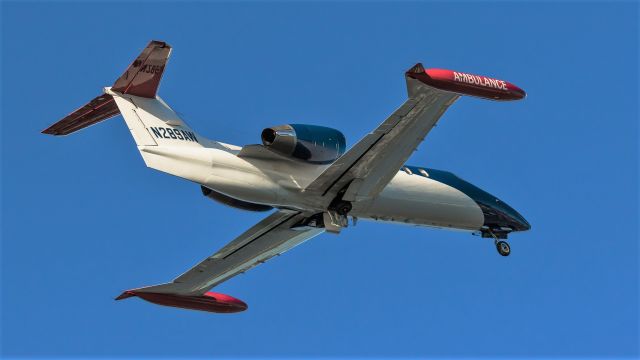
[406,63,526,101]
[116,290,248,313]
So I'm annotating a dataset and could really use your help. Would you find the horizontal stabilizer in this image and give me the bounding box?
[42,94,119,135]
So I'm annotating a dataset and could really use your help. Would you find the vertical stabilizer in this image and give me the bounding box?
[106,89,205,149]
[111,40,171,98]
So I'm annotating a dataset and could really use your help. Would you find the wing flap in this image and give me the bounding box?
[209,210,297,260]
[172,211,323,293]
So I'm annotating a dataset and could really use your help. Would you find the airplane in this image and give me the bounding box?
[43,40,531,314]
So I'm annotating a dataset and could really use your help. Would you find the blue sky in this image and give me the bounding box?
[1,1,638,358]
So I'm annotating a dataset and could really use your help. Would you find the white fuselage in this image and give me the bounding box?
[180,145,484,232]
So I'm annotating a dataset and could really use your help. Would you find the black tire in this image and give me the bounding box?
[335,201,352,216]
[496,240,511,256]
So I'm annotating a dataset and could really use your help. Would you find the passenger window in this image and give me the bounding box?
[419,169,429,177]
[403,167,413,175]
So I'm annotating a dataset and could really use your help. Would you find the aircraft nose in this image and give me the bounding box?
[487,198,531,232]
[409,168,531,232]
[509,207,531,231]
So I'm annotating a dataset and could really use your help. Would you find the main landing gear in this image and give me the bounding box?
[322,200,353,234]
[333,200,352,216]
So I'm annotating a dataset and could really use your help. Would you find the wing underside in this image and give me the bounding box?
[304,73,459,203]
[118,210,323,299]
[304,62,524,205]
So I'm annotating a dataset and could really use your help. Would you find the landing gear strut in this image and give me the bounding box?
[322,199,353,234]
[482,229,511,257]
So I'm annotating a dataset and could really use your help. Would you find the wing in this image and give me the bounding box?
[304,63,526,203]
[119,210,323,297]
[304,64,459,203]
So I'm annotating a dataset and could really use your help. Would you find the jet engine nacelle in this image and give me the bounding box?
[261,124,346,164]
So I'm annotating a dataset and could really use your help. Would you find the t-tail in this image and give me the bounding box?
[43,40,225,183]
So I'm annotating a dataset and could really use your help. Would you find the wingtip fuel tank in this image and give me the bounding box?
[116,290,248,313]
[406,63,526,101]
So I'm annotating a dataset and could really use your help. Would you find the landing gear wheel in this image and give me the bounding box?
[496,240,511,257]
[334,201,352,216]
